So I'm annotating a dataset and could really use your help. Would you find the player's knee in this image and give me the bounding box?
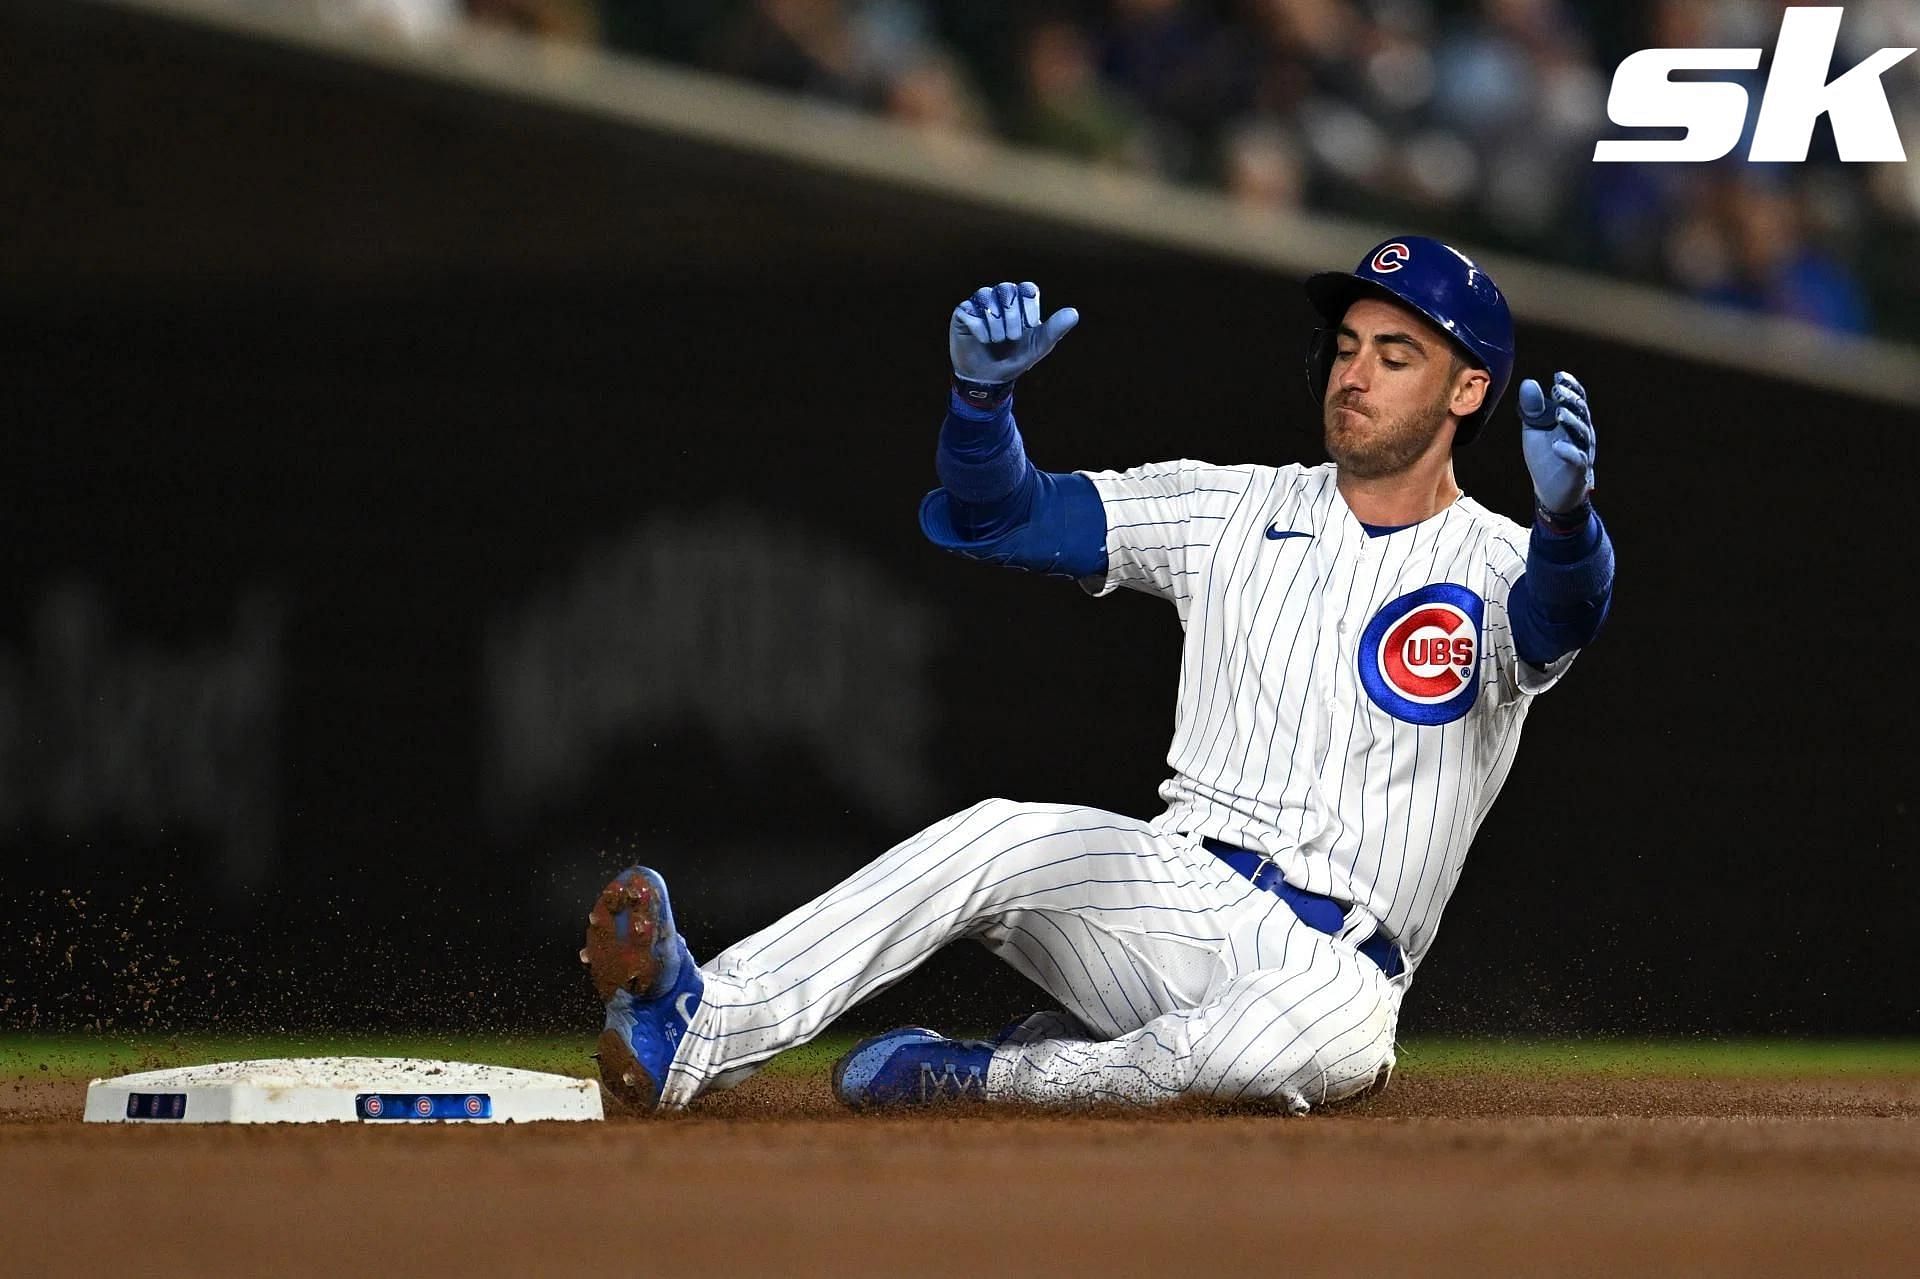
[929,797,1023,840]
[964,798,1127,858]
[959,796,1052,830]
[1313,1025,1396,1107]
[940,798,1096,881]
[1195,972,1399,1110]
[924,798,1044,867]
[1201,1023,1393,1111]
[1299,988,1399,1108]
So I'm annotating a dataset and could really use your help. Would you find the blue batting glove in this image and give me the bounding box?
[949,281,1079,389]
[1519,371,1596,516]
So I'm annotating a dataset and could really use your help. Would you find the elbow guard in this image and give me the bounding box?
[919,470,1107,578]
[1512,511,1616,666]
[1510,574,1612,667]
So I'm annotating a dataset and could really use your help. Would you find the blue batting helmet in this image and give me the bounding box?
[1303,235,1514,446]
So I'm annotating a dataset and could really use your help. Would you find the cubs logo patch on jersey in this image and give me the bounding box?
[1357,582,1485,725]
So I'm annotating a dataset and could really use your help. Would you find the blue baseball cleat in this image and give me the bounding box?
[581,866,703,1112]
[831,1027,995,1110]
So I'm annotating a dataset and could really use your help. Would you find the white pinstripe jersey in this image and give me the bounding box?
[1078,460,1577,973]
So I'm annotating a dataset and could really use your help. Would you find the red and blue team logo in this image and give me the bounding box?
[1370,242,1412,274]
[363,1095,384,1117]
[414,1096,435,1118]
[1358,583,1484,725]
[464,1096,483,1117]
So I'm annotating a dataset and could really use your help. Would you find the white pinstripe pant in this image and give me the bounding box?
[660,798,1404,1111]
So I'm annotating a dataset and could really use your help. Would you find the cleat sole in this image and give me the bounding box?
[583,872,664,1003]
[595,1027,662,1111]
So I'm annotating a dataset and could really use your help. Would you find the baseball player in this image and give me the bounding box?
[582,235,1613,1113]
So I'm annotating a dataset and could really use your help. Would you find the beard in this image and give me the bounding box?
[1321,387,1454,478]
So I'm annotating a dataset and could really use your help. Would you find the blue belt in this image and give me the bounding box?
[1202,838,1405,978]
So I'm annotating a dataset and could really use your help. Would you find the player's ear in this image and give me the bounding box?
[1449,365,1488,419]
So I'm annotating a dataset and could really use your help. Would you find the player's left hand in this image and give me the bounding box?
[1518,371,1595,515]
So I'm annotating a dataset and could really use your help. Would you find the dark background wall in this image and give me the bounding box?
[3,1,1914,1038]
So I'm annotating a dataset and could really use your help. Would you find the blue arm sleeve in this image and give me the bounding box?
[1509,507,1615,667]
[917,390,1108,578]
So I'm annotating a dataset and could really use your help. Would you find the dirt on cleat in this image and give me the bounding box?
[595,1027,661,1111]
[582,873,663,1003]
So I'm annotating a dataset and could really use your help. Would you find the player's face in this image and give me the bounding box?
[1321,298,1488,478]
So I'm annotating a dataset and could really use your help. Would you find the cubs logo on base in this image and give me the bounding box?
[1358,583,1484,725]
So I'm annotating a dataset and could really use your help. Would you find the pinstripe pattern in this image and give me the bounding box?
[659,797,1399,1112]
[647,460,1574,1112]
[991,944,1399,1110]
[1081,461,1578,973]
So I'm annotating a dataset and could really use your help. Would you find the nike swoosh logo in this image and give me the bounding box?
[675,992,698,1025]
[1266,525,1312,541]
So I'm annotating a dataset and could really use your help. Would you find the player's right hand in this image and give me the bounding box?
[950,281,1079,388]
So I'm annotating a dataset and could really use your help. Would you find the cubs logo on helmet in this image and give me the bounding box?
[1358,583,1484,725]
[1370,242,1412,274]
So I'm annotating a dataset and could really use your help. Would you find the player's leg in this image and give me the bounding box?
[630,797,1261,1109]
[987,921,1403,1112]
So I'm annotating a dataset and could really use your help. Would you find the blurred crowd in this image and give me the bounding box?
[319,0,1920,341]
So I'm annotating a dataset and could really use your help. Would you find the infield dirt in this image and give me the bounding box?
[4,1069,1917,1276]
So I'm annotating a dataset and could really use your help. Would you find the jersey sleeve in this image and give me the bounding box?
[1074,460,1254,611]
[1481,529,1578,702]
